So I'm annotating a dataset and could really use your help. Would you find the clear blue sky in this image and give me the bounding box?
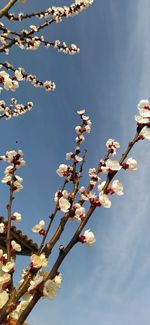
[1,1,150,324]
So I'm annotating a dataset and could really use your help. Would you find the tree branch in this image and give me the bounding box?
[0,0,18,18]
[6,169,15,262]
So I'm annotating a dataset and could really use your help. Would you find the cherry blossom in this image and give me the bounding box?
[11,212,22,222]
[106,138,120,156]
[0,273,11,291]
[56,164,69,177]
[80,229,96,246]
[111,180,124,196]
[43,279,58,299]
[139,127,150,140]
[99,193,111,208]
[122,158,137,171]
[54,273,62,288]
[2,261,15,273]
[30,253,48,269]
[135,99,150,125]
[11,240,22,252]
[0,291,9,309]
[10,294,32,320]
[73,203,85,221]
[59,197,71,213]
[28,274,44,293]
[32,220,45,234]
[0,223,5,233]
[105,159,122,172]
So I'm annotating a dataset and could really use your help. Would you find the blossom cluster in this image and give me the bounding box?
[1,150,25,192]
[0,95,149,323]
[54,110,92,215]
[7,1,94,22]
[0,70,19,92]
[27,271,62,299]
[75,109,92,143]
[16,35,80,54]
[106,138,120,156]
[0,0,94,59]
[9,271,62,319]
[0,213,22,234]
[0,249,17,309]
[0,61,56,92]
[135,99,150,140]
[0,98,33,120]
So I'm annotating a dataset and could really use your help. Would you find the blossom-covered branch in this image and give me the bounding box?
[0,1,94,125]
[11,101,150,324]
[0,99,149,324]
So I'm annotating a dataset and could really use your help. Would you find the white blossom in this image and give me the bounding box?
[140,127,150,140]
[99,193,111,208]
[1,175,11,183]
[28,274,44,292]
[75,134,85,143]
[59,197,71,213]
[81,229,96,246]
[98,181,106,193]
[74,204,85,220]
[135,99,150,124]
[75,155,83,162]
[66,152,73,160]
[138,99,150,110]
[111,180,124,195]
[10,294,32,320]
[77,109,85,115]
[43,279,58,299]
[0,291,9,309]
[31,253,48,269]
[12,212,22,222]
[32,220,45,233]
[11,240,22,252]
[2,261,15,273]
[0,273,11,291]
[135,115,149,124]
[85,124,91,133]
[106,138,120,156]
[54,273,62,288]
[15,69,24,81]
[79,186,86,193]
[0,223,5,234]
[126,158,137,171]
[56,164,68,177]
[105,159,122,171]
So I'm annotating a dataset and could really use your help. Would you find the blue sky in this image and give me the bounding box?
[1,0,150,324]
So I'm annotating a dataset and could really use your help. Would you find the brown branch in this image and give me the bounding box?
[37,179,68,254]
[102,126,144,193]
[15,204,95,324]
[6,169,15,262]
[0,0,18,18]
[42,149,87,257]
